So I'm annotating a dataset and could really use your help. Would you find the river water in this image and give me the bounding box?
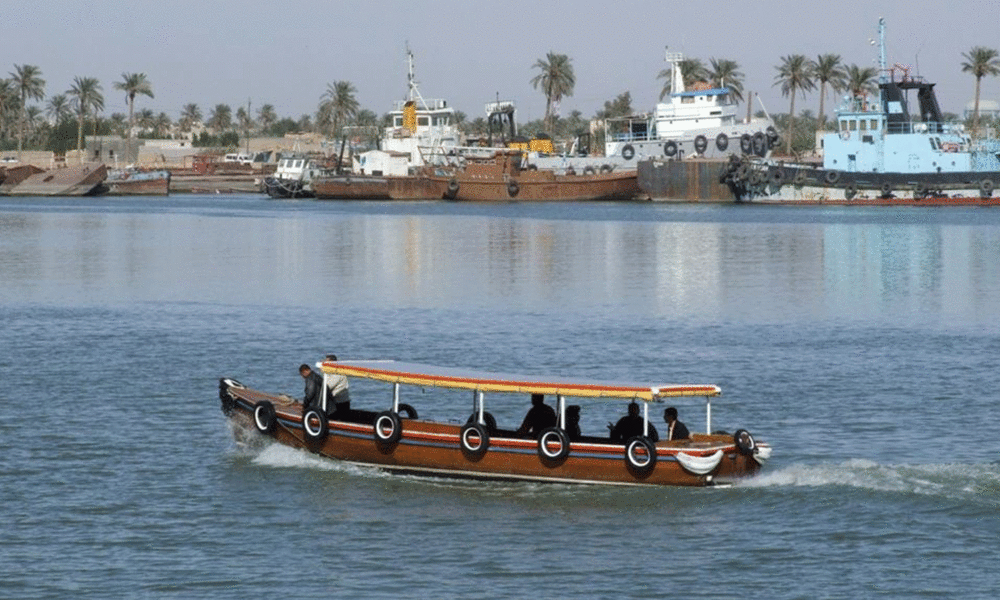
[2,196,998,598]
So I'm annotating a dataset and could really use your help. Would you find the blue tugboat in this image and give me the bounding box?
[724,18,1000,205]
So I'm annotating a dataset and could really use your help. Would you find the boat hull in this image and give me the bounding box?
[436,171,641,202]
[3,163,107,196]
[263,176,314,199]
[220,383,764,486]
[105,169,170,196]
[312,175,391,200]
[722,159,1000,205]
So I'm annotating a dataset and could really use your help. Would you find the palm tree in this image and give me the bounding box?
[708,58,745,104]
[154,112,172,138]
[658,57,708,99]
[0,78,14,140]
[813,54,847,129]
[845,64,878,101]
[10,64,45,157]
[67,76,104,153]
[318,81,359,137]
[961,46,1000,136]
[257,103,277,134]
[774,54,816,155]
[179,103,202,133]
[114,72,154,143]
[208,104,232,132]
[530,52,576,133]
[46,94,72,125]
[236,106,254,133]
[137,108,155,135]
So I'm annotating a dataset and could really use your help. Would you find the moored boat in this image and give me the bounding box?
[263,154,322,199]
[3,163,107,196]
[219,359,770,486]
[722,18,1000,205]
[431,151,641,202]
[105,167,170,196]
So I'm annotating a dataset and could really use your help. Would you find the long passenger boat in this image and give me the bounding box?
[219,359,770,486]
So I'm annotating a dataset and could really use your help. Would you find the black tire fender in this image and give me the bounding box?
[716,133,729,152]
[694,135,708,154]
[734,429,756,455]
[663,140,678,157]
[537,427,571,462]
[824,170,841,185]
[740,133,752,154]
[621,144,635,160]
[374,410,402,445]
[459,422,490,458]
[624,436,657,473]
[302,408,329,442]
[398,403,419,419]
[253,401,277,435]
[507,180,520,198]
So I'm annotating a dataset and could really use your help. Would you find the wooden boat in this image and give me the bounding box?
[219,359,771,486]
[105,167,170,196]
[0,164,45,195]
[430,151,641,201]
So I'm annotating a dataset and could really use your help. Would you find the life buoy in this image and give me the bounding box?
[734,429,756,455]
[824,170,841,185]
[302,408,329,442]
[445,178,459,200]
[537,427,571,462]
[625,436,657,474]
[253,401,277,435]
[621,144,635,160]
[716,133,729,152]
[663,141,678,157]
[507,180,520,197]
[374,410,402,445]
[694,135,708,154]
[980,179,994,197]
[459,422,490,459]
[398,403,418,419]
[740,133,752,154]
[583,166,596,175]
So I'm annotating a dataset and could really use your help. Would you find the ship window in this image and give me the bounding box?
[682,97,694,104]
[418,116,429,126]
[859,120,868,131]
[870,119,879,130]
[849,120,857,131]
[393,117,402,127]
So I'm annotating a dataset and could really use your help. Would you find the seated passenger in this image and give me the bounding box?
[663,406,690,441]
[565,405,582,441]
[609,402,659,442]
[516,393,557,438]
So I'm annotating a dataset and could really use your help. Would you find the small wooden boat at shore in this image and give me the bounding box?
[219,359,770,486]
[104,167,170,196]
[430,151,641,202]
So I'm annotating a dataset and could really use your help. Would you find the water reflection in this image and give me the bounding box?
[1,201,998,327]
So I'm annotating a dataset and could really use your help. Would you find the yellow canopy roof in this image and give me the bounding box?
[319,360,720,401]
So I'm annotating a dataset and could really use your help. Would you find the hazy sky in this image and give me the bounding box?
[4,0,999,125]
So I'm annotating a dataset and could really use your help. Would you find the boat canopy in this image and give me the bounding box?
[319,360,721,401]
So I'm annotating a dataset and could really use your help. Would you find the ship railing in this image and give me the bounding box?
[885,121,951,135]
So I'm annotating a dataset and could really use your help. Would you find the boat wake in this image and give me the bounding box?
[739,459,1000,504]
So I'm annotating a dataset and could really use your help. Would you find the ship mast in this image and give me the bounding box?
[405,44,428,110]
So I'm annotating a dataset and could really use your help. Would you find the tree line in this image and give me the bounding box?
[3,46,999,157]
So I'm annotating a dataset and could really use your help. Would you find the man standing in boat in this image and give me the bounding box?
[299,364,324,412]
[609,402,659,442]
[663,406,690,441]
[323,354,351,419]
[516,393,556,438]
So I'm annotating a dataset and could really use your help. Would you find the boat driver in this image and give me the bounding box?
[299,364,324,412]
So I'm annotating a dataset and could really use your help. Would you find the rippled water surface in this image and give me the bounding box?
[2,196,999,598]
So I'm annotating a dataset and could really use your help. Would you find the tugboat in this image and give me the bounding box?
[263,154,322,199]
[530,50,777,175]
[722,18,1000,205]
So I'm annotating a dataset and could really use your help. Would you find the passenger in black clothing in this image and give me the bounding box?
[516,393,557,438]
[299,364,324,412]
[609,402,659,442]
[663,406,690,441]
[565,405,582,441]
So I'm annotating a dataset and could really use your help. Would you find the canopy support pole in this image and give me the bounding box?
[321,372,329,414]
[643,402,649,437]
[392,383,399,412]
[557,395,565,429]
[705,397,712,434]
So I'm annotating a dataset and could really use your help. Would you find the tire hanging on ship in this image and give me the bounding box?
[507,180,520,198]
[663,141,678,158]
[374,410,402,445]
[537,427,571,463]
[716,133,729,152]
[694,135,708,155]
[624,436,657,474]
[621,144,635,160]
[253,401,277,435]
[459,422,490,459]
[302,408,329,442]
